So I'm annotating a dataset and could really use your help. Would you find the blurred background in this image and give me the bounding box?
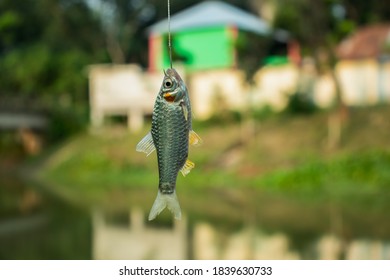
[1,0,390,260]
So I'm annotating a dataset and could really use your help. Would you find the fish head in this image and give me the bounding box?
[160,68,187,103]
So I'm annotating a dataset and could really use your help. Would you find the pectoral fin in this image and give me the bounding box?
[189,130,203,146]
[180,159,195,176]
[136,132,155,156]
[180,101,189,121]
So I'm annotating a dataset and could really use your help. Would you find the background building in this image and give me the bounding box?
[147,1,271,71]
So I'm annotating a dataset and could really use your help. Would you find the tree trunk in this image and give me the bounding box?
[325,44,349,150]
[327,67,348,150]
[106,32,125,64]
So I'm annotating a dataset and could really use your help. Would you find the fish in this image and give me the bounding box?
[136,68,202,220]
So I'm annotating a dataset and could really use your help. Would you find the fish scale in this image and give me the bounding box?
[152,96,189,194]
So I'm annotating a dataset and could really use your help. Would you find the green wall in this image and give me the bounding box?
[161,26,235,71]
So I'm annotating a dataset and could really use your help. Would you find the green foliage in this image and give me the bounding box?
[0,0,106,106]
[273,0,390,52]
[0,10,22,47]
[46,108,87,143]
[1,44,51,96]
[200,110,243,128]
[250,105,275,121]
[284,92,318,115]
[0,0,107,142]
[235,31,272,81]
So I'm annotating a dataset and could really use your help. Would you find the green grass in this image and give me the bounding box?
[257,150,390,192]
[33,106,390,214]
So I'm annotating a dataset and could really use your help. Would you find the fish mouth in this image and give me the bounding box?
[163,89,179,103]
[163,92,175,103]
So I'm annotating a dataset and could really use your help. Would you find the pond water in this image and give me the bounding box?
[0,175,91,259]
[1,175,390,260]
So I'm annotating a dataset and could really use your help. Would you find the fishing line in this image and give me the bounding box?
[167,0,173,69]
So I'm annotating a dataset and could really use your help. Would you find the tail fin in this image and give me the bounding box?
[148,190,182,221]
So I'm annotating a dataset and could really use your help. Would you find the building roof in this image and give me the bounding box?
[148,1,271,36]
[337,24,390,60]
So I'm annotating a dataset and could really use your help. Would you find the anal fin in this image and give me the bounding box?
[180,159,195,176]
[136,132,155,156]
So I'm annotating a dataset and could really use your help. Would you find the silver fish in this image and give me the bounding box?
[136,68,202,220]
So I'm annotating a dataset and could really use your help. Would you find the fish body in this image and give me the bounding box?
[136,68,201,220]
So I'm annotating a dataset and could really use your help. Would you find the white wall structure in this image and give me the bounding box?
[190,69,248,119]
[88,59,390,130]
[92,209,188,260]
[88,64,158,132]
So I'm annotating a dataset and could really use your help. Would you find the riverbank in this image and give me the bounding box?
[30,106,390,236]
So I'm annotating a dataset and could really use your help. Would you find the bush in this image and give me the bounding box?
[46,108,87,143]
[284,91,318,115]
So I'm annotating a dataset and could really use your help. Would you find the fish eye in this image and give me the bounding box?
[164,79,173,88]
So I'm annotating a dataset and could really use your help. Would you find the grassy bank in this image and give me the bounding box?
[32,106,390,204]
[30,105,390,236]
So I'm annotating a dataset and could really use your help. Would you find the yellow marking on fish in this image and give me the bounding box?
[189,130,203,146]
[163,92,175,103]
[180,159,195,176]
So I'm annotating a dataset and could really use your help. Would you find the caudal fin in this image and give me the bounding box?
[148,190,182,221]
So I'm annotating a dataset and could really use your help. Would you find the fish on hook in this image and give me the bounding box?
[136,68,202,220]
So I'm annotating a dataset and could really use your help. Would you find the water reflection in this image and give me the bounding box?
[0,175,91,260]
[91,208,390,260]
[1,176,390,260]
[193,223,299,259]
[92,208,187,259]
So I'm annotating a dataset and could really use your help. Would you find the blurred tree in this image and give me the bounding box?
[0,0,265,116]
[272,0,390,78]
[235,31,273,82]
[0,0,106,109]
[343,0,390,24]
[271,0,362,148]
[272,0,390,148]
